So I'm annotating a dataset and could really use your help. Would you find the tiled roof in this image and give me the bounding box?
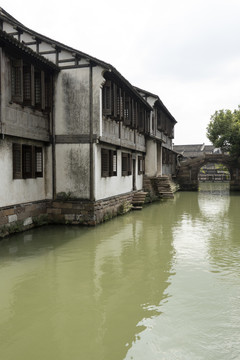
[0,29,58,70]
[0,7,151,110]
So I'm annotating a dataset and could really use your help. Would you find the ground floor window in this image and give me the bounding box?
[138,156,145,175]
[13,143,43,179]
[122,152,132,176]
[101,149,117,177]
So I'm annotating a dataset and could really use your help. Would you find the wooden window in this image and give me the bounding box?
[45,74,52,110]
[110,150,117,176]
[22,145,34,179]
[122,152,132,176]
[111,83,117,118]
[11,59,23,103]
[11,59,51,111]
[35,147,43,177]
[124,96,131,126]
[13,143,22,179]
[12,144,43,179]
[23,64,33,105]
[35,70,41,106]
[138,106,144,132]
[101,148,117,177]
[138,156,145,175]
[102,81,112,115]
[117,87,123,120]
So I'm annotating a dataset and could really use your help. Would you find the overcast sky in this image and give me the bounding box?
[2,0,240,145]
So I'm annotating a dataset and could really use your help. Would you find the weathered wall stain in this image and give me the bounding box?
[62,72,89,134]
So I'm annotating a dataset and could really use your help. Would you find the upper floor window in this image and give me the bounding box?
[11,59,51,111]
[102,79,149,134]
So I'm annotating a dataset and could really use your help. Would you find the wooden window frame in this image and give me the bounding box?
[101,148,117,177]
[138,156,145,175]
[102,80,112,116]
[122,152,132,176]
[13,143,22,179]
[11,59,23,103]
[13,143,43,179]
[11,58,50,111]
[35,147,43,177]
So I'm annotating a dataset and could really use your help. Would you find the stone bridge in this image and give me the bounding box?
[176,154,240,191]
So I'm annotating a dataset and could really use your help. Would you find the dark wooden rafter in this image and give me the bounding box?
[9,26,23,41]
[22,36,42,53]
[39,44,61,65]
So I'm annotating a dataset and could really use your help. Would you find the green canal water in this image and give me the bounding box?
[0,184,240,360]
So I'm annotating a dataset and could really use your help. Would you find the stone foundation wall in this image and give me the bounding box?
[0,192,135,238]
[0,201,50,238]
[50,192,134,226]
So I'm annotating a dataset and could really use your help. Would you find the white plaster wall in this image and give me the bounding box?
[0,138,48,207]
[135,160,143,190]
[44,146,53,199]
[92,67,105,136]
[55,143,90,199]
[94,145,143,201]
[145,139,157,177]
[54,66,105,137]
[54,69,90,135]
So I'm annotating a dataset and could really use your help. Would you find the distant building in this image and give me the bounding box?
[173,143,220,161]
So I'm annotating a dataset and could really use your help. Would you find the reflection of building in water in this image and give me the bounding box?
[198,192,230,218]
[0,210,176,360]
[92,211,175,358]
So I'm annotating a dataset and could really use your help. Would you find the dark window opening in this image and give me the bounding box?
[122,152,132,176]
[13,143,43,179]
[101,148,117,177]
[11,58,51,111]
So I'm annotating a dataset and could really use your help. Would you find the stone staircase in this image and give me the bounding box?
[131,192,148,210]
[143,175,176,200]
[153,176,175,199]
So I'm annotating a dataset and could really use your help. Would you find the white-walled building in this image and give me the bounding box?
[0,8,177,235]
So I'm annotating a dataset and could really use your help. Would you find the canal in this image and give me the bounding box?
[0,184,240,360]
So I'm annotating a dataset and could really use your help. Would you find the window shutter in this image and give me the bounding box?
[102,81,112,116]
[124,96,131,126]
[22,145,34,179]
[138,156,142,175]
[23,64,32,105]
[109,150,117,176]
[112,83,117,118]
[138,106,144,132]
[11,59,23,103]
[122,152,128,176]
[128,153,132,175]
[41,71,45,110]
[34,70,41,107]
[35,147,43,177]
[45,74,52,110]
[13,143,22,179]
[101,149,109,177]
[117,87,123,120]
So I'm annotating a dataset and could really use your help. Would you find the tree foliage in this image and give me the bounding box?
[206,106,240,159]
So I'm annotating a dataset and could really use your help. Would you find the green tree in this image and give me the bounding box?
[206,106,240,159]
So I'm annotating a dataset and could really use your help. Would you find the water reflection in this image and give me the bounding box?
[0,190,240,360]
[0,210,176,360]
